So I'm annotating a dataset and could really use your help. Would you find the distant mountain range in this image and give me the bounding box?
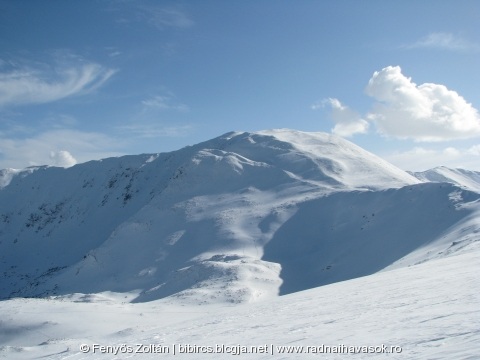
[1,129,479,304]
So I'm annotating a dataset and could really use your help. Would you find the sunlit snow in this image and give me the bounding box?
[1,129,479,359]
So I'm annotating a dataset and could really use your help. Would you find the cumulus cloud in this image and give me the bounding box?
[50,150,77,168]
[0,62,116,107]
[365,66,480,141]
[406,32,479,52]
[312,98,369,137]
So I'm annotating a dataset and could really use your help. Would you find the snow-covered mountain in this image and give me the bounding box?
[410,166,480,193]
[1,129,479,305]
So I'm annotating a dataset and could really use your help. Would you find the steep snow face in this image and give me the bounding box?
[410,166,480,193]
[0,129,477,304]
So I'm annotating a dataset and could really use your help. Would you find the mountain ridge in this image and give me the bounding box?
[1,129,479,304]
[410,166,480,192]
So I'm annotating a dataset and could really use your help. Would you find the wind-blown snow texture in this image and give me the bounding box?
[1,249,479,359]
[1,129,480,304]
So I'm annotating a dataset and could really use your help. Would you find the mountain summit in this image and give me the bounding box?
[1,129,479,303]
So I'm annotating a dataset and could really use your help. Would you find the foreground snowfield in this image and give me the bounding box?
[1,246,479,359]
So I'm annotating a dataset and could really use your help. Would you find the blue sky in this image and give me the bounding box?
[1,0,480,171]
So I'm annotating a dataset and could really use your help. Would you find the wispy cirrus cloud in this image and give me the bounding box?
[142,94,189,112]
[110,2,194,30]
[116,90,193,139]
[0,58,116,108]
[404,32,479,52]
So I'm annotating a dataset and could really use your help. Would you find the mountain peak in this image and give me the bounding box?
[196,128,420,191]
[3,129,478,304]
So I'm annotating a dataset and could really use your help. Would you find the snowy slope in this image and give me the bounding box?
[0,167,44,189]
[1,129,479,305]
[410,166,480,193]
[1,247,478,359]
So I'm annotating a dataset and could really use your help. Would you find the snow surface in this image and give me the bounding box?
[1,129,479,359]
[1,248,478,359]
[410,166,480,193]
[1,129,432,303]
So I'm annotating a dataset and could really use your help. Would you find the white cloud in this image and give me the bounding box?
[50,150,77,168]
[0,129,123,169]
[406,32,479,52]
[312,98,368,137]
[0,61,116,107]
[365,66,480,141]
[385,145,480,171]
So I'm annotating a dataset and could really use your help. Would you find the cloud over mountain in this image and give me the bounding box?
[49,150,77,168]
[365,66,480,141]
[312,98,369,137]
[0,129,123,169]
